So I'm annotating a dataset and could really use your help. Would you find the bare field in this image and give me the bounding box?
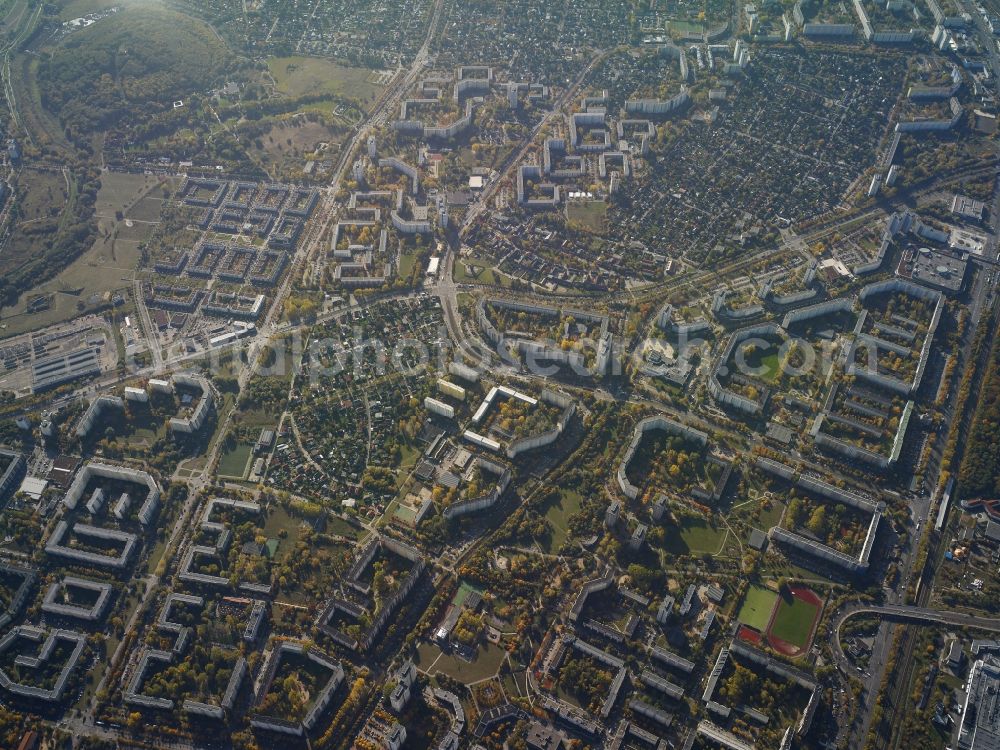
[249,118,349,177]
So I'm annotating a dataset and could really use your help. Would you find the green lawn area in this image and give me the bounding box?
[501,670,523,699]
[737,585,778,631]
[566,200,608,234]
[539,489,583,552]
[454,259,509,287]
[416,641,507,684]
[760,352,781,381]
[266,55,383,107]
[398,249,420,281]
[399,440,421,470]
[237,408,280,428]
[262,506,303,557]
[327,515,362,540]
[218,442,253,478]
[769,593,820,648]
[661,516,728,555]
[758,498,785,530]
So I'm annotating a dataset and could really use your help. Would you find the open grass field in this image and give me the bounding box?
[454,257,511,287]
[737,585,779,632]
[757,497,785,530]
[266,56,384,107]
[767,586,822,654]
[539,489,583,552]
[416,641,507,684]
[501,669,529,700]
[661,516,728,555]
[740,344,782,382]
[218,442,253,478]
[566,200,608,234]
[262,506,304,558]
[326,515,362,540]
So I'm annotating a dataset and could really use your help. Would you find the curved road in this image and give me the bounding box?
[831,602,1000,671]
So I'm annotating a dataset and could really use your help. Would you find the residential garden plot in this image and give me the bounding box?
[290,370,431,507]
[303,297,447,388]
[432,0,632,82]
[639,0,727,35]
[264,437,334,507]
[613,48,906,264]
[242,0,434,66]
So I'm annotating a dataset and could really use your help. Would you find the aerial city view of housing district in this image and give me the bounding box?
[1,0,1000,749]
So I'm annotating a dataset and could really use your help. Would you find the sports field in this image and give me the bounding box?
[767,586,822,656]
[737,585,778,632]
